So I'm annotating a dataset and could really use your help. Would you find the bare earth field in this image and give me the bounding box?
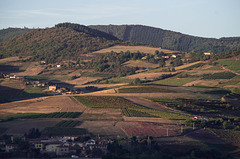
[66,76,103,85]
[0,96,85,115]
[92,45,179,54]
[14,62,46,76]
[76,121,126,137]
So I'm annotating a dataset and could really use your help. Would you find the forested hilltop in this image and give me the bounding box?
[0,27,32,42]
[89,25,240,53]
[0,23,121,63]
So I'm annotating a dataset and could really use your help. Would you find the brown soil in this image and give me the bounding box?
[15,62,46,76]
[0,96,85,115]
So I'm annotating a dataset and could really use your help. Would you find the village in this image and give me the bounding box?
[1,132,111,158]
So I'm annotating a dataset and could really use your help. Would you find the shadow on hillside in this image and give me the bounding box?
[0,64,24,74]
[0,85,48,104]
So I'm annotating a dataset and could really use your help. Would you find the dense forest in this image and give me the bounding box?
[1,23,240,63]
[0,27,32,42]
[0,23,121,63]
[89,25,240,53]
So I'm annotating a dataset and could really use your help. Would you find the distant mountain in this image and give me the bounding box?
[0,27,32,42]
[0,23,120,63]
[89,25,240,53]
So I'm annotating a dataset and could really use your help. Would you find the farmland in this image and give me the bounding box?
[202,72,236,79]
[92,45,179,54]
[74,96,190,120]
[0,46,240,158]
[151,77,198,86]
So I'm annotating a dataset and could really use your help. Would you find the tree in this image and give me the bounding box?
[222,121,228,129]
[132,78,141,85]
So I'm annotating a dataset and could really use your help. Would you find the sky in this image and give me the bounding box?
[0,0,240,38]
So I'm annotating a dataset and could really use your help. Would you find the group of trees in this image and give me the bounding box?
[185,117,240,130]
[102,139,232,159]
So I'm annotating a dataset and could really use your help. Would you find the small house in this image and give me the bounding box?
[171,55,177,58]
[49,85,57,91]
[56,145,69,156]
[9,75,16,79]
[57,65,61,68]
[162,56,169,59]
[45,142,61,153]
[6,144,17,152]
[204,52,213,55]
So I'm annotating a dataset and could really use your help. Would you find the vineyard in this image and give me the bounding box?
[0,112,81,120]
[55,120,79,128]
[202,72,236,79]
[74,96,190,119]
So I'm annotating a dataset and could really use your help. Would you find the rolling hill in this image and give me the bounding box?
[89,24,240,53]
[0,23,120,63]
[0,27,32,42]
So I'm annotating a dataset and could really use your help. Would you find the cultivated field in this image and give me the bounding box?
[0,96,85,115]
[92,45,179,54]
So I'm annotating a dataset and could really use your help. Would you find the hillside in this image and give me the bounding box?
[0,27,32,42]
[89,24,240,53]
[0,23,120,63]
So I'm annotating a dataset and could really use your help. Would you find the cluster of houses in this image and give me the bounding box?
[2,136,110,158]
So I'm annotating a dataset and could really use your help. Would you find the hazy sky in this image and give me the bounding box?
[0,0,239,38]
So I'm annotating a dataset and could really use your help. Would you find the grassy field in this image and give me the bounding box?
[151,77,198,86]
[203,66,222,70]
[216,59,235,67]
[228,60,240,72]
[118,86,174,93]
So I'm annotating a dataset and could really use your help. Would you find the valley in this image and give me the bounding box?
[0,23,240,158]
